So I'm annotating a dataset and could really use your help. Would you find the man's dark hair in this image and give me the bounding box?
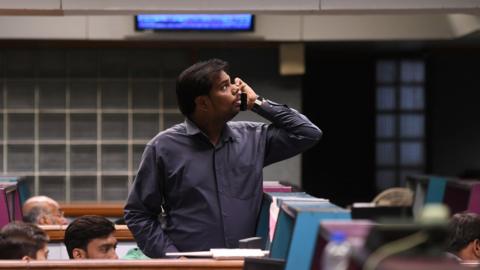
[176,58,229,116]
[64,215,115,259]
[0,222,49,259]
[446,212,480,253]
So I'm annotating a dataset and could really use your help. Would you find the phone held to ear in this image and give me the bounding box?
[240,92,247,111]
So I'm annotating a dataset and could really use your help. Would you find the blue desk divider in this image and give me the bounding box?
[407,175,448,219]
[256,192,325,249]
[269,200,351,270]
[425,176,447,204]
[256,193,273,248]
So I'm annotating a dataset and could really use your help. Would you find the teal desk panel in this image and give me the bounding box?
[425,176,447,204]
[270,201,351,270]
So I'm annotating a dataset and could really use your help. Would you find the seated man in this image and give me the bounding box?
[446,212,480,261]
[0,222,49,260]
[23,195,68,225]
[64,215,118,259]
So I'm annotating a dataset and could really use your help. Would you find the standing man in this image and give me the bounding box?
[124,58,322,258]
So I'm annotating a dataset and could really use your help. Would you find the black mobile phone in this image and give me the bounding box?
[240,92,247,111]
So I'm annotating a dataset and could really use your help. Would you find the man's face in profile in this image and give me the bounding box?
[45,202,68,225]
[73,233,118,259]
[205,70,240,122]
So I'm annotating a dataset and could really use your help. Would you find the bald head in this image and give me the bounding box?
[23,196,67,225]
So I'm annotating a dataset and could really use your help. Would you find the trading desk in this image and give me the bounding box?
[0,259,244,270]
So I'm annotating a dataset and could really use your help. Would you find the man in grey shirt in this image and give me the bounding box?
[124,58,322,258]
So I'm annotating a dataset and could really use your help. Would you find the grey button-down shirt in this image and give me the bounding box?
[124,99,322,258]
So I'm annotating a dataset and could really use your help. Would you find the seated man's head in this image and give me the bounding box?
[64,215,118,259]
[22,195,68,225]
[446,212,480,260]
[0,222,49,260]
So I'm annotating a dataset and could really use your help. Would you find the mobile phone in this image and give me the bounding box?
[240,92,247,111]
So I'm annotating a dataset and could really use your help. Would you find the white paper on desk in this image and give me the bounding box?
[279,197,329,202]
[165,251,212,257]
[165,249,268,260]
[211,249,268,260]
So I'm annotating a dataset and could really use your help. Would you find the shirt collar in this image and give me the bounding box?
[185,118,202,136]
[445,252,462,261]
[185,118,237,143]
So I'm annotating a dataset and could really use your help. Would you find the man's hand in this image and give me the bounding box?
[234,77,258,110]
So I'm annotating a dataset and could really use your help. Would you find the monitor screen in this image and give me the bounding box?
[135,14,254,31]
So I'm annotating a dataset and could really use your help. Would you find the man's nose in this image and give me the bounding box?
[110,251,119,260]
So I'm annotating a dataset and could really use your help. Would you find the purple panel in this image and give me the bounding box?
[443,185,469,214]
[467,184,480,214]
[0,187,9,228]
[0,182,21,227]
[13,190,22,221]
[263,182,292,193]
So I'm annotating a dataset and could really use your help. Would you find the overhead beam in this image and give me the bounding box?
[61,0,320,15]
[0,0,62,16]
[321,0,480,14]
[1,0,480,16]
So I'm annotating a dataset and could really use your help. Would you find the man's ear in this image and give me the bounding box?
[473,239,480,258]
[194,96,209,112]
[21,255,33,261]
[38,215,50,225]
[72,248,87,259]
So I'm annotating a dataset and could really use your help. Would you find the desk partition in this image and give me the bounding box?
[443,179,480,214]
[0,181,23,228]
[0,176,29,206]
[256,192,313,249]
[407,174,480,216]
[269,200,351,270]
[406,175,447,218]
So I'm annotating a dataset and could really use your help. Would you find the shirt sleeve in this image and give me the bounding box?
[252,99,322,166]
[124,144,178,258]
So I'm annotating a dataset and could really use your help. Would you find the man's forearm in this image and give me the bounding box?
[252,98,322,140]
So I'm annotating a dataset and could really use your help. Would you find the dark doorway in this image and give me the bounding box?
[302,46,376,207]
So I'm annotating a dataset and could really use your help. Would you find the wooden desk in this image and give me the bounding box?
[40,225,133,242]
[60,203,124,217]
[0,259,244,270]
[377,257,471,270]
